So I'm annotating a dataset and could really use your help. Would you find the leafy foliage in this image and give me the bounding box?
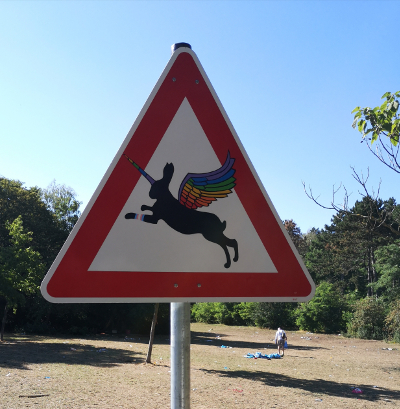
[352,91,400,173]
[283,219,309,256]
[252,302,297,329]
[295,282,348,333]
[306,197,399,296]
[0,178,68,267]
[1,174,398,342]
[0,216,44,305]
[0,217,45,339]
[346,297,386,340]
[371,240,400,302]
[191,302,248,325]
[191,302,298,329]
[40,180,81,233]
[385,300,400,343]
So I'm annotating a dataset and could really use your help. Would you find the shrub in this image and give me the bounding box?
[234,302,256,325]
[191,303,219,324]
[385,299,400,343]
[295,282,348,333]
[347,297,386,339]
[191,302,253,325]
[253,302,297,329]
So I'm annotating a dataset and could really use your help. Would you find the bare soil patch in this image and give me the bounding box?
[1,323,399,408]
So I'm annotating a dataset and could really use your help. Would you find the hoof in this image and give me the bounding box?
[125,213,136,219]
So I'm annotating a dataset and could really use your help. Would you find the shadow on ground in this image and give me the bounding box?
[0,337,146,370]
[191,331,328,351]
[199,368,400,402]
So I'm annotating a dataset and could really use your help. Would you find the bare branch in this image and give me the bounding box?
[302,181,336,211]
[365,135,400,174]
[302,181,348,213]
[350,167,381,200]
[303,168,400,237]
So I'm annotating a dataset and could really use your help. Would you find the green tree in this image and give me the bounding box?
[295,282,349,333]
[40,180,81,233]
[303,227,319,251]
[370,240,400,302]
[352,91,400,173]
[0,178,68,266]
[305,197,399,296]
[0,216,44,340]
[283,219,308,257]
[0,178,81,335]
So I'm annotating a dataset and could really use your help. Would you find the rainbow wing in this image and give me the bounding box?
[178,152,236,209]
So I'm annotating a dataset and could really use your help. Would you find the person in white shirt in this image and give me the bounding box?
[274,327,287,356]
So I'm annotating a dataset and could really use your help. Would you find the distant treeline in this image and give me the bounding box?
[1,177,399,342]
[0,177,171,338]
[192,209,400,342]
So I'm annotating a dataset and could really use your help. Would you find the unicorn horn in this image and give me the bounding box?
[123,154,155,185]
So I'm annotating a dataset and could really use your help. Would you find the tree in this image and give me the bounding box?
[352,91,400,174]
[370,240,400,302]
[146,303,159,363]
[40,180,81,233]
[305,196,399,296]
[303,227,319,250]
[0,178,82,335]
[303,167,400,238]
[305,223,365,292]
[0,216,44,341]
[304,165,400,296]
[283,219,308,256]
[0,178,68,266]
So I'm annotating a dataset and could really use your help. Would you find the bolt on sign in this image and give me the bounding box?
[41,44,315,303]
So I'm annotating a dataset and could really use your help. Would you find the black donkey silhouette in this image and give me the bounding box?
[123,152,239,268]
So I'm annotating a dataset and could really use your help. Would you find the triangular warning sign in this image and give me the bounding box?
[41,46,315,303]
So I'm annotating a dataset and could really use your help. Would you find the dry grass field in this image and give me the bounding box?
[1,322,399,408]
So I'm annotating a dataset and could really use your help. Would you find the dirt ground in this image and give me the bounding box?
[0,323,399,408]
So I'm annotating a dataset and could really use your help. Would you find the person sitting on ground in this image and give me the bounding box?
[274,327,287,356]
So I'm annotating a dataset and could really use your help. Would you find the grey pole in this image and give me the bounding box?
[171,302,191,409]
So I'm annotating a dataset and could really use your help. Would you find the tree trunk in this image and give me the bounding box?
[1,304,8,342]
[371,249,378,297]
[146,303,159,363]
[367,247,373,297]
[367,262,372,297]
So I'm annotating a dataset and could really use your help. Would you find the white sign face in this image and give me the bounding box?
[89,98,277,273]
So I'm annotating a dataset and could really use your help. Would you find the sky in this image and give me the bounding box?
[1,0,399,234]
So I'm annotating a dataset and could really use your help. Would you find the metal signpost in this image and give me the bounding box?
[41,43,315,409]
[171,302,191,409]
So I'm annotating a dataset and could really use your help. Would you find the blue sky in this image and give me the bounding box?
[1,0,399,233]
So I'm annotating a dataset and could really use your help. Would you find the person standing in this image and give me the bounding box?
[274,327,287,356]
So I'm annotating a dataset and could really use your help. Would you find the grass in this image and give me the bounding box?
[1,323,399,408]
